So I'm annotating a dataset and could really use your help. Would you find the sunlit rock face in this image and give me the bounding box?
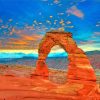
[35,31,96,81]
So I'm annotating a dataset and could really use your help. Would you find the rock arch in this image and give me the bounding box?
[35,31,96,81]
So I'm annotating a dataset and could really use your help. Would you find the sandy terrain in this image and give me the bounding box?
[0,65,99,100]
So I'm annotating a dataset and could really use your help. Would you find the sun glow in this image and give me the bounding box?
[0,49,65,54]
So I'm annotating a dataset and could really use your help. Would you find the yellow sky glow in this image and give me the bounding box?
[0,49,65,54]
[0,44,99,54]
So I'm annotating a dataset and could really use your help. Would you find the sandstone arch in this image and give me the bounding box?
[35,31,96,81]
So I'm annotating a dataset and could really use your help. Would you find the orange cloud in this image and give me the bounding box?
[66,6,84,18]
[1,25,46,49]
[0,41,2,47]
[20,34,43,41]
[7,38,29,45]
[1,28,43,49]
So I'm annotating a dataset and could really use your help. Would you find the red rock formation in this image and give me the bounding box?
[35,31,96,81]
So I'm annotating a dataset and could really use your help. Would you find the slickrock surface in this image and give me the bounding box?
[0,66,99,100]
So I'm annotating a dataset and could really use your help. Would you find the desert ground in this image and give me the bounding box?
[0,64,99,100]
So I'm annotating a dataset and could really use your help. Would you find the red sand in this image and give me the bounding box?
[0,66,99,100]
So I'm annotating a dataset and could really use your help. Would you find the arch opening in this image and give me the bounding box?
[46,45,69,84]
[46,45,68,70]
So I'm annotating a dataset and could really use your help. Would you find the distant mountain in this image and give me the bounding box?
[0,50,99,69]
[0,53,38,59]
[85,50,100,69]
[0,50,100,59]
[0,52,68,59]
[85,50,100,55]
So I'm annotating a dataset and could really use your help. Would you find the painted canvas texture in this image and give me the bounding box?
[0,0,99,99]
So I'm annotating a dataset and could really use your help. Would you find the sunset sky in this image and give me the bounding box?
[0,0,100,54]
